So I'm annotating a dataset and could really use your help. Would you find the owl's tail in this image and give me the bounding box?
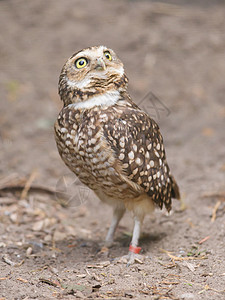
[170,175,180,200]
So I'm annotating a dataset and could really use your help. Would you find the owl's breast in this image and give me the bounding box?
[54,106,131,196]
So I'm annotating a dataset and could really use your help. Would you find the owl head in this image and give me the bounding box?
[59,46,128,106]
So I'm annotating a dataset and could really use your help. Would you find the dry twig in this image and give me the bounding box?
[2,254,24,267]
[0,184,56,197]
[211,201,221,222]
[20,169,38,199]
[160,249,206,263]
[0,173,26,190]
[17,277,28,283]
[199,236,210,244]
[39,277,59,287]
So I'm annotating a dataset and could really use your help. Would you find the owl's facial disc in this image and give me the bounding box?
[59,46,129,105]
[65,46,124,91]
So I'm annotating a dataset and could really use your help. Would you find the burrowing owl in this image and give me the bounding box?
[54,46,180,264]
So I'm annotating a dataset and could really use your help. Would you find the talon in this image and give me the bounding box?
[115,252,144,265]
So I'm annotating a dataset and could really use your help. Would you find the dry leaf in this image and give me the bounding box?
[32,220,45,231]
[182,261,196,272]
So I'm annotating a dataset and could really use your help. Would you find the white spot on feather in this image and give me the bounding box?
[150,160,154,167]
[133,168,138,175]
[65,140,71,146]
[90,138,97,144]
[119,153,125,160]
[133,144,137,152]
[128,151,134,160]
[155,150,160,158]
[61,128,68,133]
[135,157,142,165]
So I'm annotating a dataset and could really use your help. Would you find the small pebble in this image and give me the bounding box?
[26,247,33,256]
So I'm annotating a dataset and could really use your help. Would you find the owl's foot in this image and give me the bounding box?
[104,239,114,248]
[116,252,144,266]
[115,245,144,266]
[97,240,116,259]
[127,252,144,266]
[99,238,117,249]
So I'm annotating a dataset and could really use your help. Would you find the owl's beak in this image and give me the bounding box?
[95,58,106,71]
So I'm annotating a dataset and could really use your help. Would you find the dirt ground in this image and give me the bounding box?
[0,0,225,299]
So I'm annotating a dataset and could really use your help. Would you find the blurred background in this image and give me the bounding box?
[0,1,225,299]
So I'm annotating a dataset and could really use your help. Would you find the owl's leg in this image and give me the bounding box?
[115,215,144,265]
[126,215,143,265]
[104,206,126,247]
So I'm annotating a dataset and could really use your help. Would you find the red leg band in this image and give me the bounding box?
[129,245,141,254]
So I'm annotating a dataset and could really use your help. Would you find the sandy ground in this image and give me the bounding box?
[0,0,225,299]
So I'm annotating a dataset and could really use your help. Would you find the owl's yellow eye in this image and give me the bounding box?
[104,51,112,61]
[75,57,88,69]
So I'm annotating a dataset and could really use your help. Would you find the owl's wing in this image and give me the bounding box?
[103,106,180,211]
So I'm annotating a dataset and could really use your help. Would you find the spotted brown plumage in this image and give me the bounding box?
[54,45,180,264]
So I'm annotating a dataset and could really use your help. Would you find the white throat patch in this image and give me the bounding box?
[67,77,91,89]
[70,91,120,110]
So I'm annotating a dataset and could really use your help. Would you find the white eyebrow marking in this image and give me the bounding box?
[76,45,106,59]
